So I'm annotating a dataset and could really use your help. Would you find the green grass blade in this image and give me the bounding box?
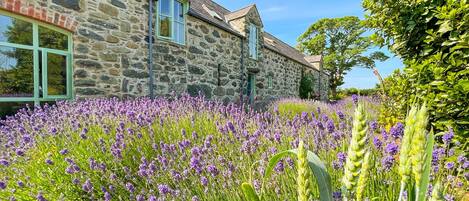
[241,182,260,201]
[264,149,296,179]
[417,130,435,201]
[265,149,333,201]
[305,150,333,201]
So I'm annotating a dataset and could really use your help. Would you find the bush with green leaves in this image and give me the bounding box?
[299,72,317,99]
[364,0,469,140]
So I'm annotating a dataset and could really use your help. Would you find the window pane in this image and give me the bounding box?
[0,14,33,45]
[174,22,184,44]
[39,26,68,50]
[0,102,33,119]
[47,53,67,96]
[174,1,184,22]
[0,46,34,97]
[159,16,172,37]
[159,0,171,15]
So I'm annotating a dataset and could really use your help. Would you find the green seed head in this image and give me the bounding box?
[429,181,444,201]
[342,104,368,193]
[297,140,312,201]
[399,106,418,184]
[410,104,428,185]
[356,151,371,201]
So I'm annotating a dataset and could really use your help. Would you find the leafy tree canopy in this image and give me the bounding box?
[297,16,388,98]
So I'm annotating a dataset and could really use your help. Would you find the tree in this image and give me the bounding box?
[363,0,469,139]
[297,16,388,98]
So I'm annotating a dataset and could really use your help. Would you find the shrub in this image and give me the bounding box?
[364,0,469,141]
[299,72,316,99]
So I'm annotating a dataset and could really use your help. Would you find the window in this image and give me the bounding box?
[268,74,273,89]
[248,24,258,59]
[156,0,186,44]
[0,11,73,108]
[217,64,221,86]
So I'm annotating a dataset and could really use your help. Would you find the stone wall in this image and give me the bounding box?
[1,0,329,103]
[1,0,153,99]
[153,15,243,103]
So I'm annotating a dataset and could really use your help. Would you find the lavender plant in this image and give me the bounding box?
[0,95,465,200]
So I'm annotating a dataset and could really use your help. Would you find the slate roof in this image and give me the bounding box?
[187,0,321,70]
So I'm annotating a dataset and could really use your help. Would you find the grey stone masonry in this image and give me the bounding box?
[7,0,329,102]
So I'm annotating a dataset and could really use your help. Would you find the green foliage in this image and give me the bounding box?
[299,72,316,99]
[297,16,388,98]
[364,0,469,140]
[336,88,377,100]
[261,145,333,201]
[241,183,260,201]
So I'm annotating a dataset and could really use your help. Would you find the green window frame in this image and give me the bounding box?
[155,0,188,45]
[0,10,73,105]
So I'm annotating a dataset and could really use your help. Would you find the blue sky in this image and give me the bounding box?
[214,0,404,89]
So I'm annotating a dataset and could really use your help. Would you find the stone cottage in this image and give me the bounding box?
[0,0,329,114]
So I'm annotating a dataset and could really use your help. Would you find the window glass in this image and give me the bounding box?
[0,46,34,97]
[0,102,33,119]
[174,1,184,22]
[0,14,33,45]
[47,53,67,96]
[249,24,258,59]
[159,16,172,38]
[174,22,184,43]
[159,0,171,16]
[39,26,68,50]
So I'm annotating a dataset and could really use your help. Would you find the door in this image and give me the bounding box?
[247,74,256,104]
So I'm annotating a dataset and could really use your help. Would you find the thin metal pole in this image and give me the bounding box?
[148,0,155,99]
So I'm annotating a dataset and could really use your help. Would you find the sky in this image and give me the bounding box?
[214,0,404,89]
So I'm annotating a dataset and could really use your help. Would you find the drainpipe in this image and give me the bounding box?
[148,0,155,99]
[239,38,245,104]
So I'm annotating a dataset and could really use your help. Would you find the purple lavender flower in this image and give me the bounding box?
[192,196,200,201]
[389,122,404,138]
[125,182,135,193]
[148,195,157,201]
[17,181,24,188]
[370,120,378,131]
[336,111,345,120]
[206,165,219,177]
[200,176,208,186]
[373,136,382,149]
[45,158,53,165]
[36,193,47,201]
[82,179,93,193]
[104,192,111,201]
[274,161,285,172]
[351,94,358,105]
[463,161,469,169]
[136,194,145,201]
[158,184,171,195]
[0,180,6,189]
[381,155,395,170]
[445,162,455,170]
[444,194,454,201]
[326,120,335,132]
[442,129,454,144]
[0,159,9,167]
[333,191,342,199]
[385,142,399,155]
[59,149,69,155]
